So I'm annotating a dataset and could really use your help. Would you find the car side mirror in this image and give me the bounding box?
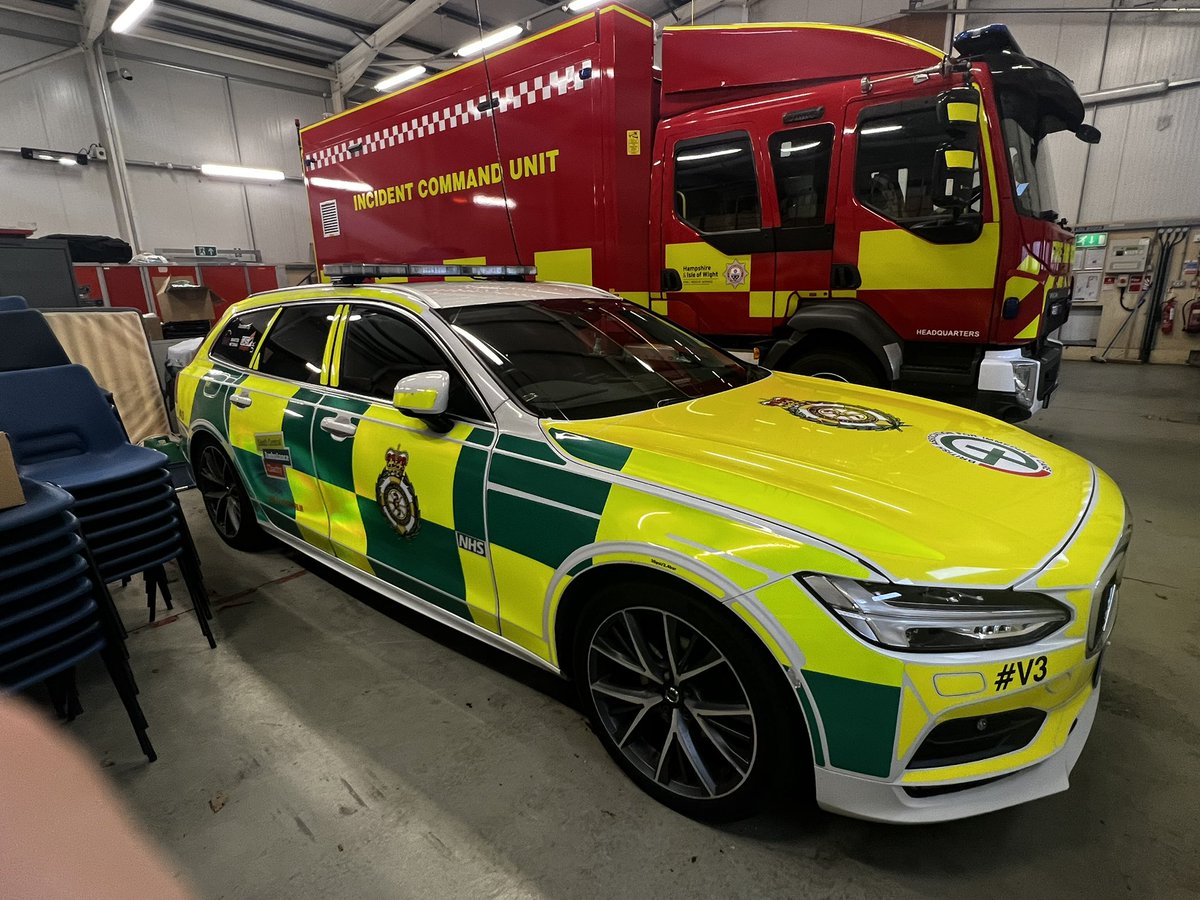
[932,144,976,211]
[393,371,452,432]
[937,87,980,134]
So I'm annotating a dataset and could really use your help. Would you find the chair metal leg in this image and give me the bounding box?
[145,570,158,623]
[175,550,216,649]
[99,643,156,762]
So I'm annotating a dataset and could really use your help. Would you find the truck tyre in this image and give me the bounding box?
[571,580,806,821]
[786,350,884,387]
[192,439,266,551]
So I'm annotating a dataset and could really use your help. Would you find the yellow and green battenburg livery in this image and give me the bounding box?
[177,283,1127,822]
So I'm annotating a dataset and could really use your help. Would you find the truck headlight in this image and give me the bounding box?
[1012,360,1038,407]
[799,574,1070,651]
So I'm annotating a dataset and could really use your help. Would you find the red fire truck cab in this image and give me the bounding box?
[300,6,1098,420]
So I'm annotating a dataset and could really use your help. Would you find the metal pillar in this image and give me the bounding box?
[82,41,140,248]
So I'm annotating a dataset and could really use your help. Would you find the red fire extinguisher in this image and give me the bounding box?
[1184,298,1200,334]
[1161,297,1176,335]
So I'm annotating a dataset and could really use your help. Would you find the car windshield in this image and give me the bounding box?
[439,297,768,420]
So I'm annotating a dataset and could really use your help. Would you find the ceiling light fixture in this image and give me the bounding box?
[111,0,154,34]
[20,147,88,166]
[308,176,372,192]
[375,65,427,92]
[566,0,604,10]
[456,24,523,58]
[200,163,285,182]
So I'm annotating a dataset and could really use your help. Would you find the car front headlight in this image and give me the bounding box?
[799,574,1071,652]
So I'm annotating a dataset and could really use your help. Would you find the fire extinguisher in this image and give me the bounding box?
[1184,298,1200,334]
[1161,297,1176,335]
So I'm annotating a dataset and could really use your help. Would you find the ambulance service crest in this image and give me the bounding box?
[760,397,907,431]
[723,260,748,288]
[376,448,422,537]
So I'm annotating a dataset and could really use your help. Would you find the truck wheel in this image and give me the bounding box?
[786,350,884,387]
[571,580,806,821]
[193,440,265,551]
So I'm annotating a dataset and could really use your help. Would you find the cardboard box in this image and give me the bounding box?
[141,313,164,342]
[0,432,25,512]
[153,276,220,324]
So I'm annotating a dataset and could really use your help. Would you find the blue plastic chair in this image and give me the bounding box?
[0,479,155,760]
[0,365,215,647]
[0,310,71,372]
[0,295,28,311]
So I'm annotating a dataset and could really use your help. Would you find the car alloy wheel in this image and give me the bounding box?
[193,441,263,550]
[586,607,757,801]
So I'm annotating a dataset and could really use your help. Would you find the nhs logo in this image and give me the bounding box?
[455,532,487,556]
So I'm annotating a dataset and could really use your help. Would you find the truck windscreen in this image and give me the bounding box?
[439,298,768,420]
[998,90,1061,221]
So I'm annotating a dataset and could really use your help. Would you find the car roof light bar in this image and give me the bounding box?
[324,263,538,283]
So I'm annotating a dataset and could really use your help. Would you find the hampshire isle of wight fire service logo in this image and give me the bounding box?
[376,448,422,537]
[724,260,749,288]
[760,397,907,432]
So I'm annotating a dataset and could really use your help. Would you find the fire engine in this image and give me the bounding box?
[299,5,1099,421]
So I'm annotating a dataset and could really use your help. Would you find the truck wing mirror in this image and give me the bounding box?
[1075,123,1101,144]
[937,87,980,134]
[932,145,976,211]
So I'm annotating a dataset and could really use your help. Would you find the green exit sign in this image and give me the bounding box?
[1075,232,1107,248]
[194,244,218,257]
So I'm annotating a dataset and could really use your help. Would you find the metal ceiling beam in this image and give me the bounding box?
[0,44,82,85]
[905,4,1200,12]
[80,0,111,45]
[336,0,454,95]
[239,0,468,50]
[156,0,356,55]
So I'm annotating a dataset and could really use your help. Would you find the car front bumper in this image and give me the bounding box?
[811,680,1098,824]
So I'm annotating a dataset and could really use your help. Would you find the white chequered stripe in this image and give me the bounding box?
[306,60,593,172]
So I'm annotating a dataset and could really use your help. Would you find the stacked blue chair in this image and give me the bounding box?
[0,295,29,311]
[0,364,216,648]
[0,478,156,760]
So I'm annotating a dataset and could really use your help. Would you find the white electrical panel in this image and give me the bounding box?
[1106,237,1150,272]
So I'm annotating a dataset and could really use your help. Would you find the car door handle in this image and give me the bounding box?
[229,391,253,408]
[319,415,358,440]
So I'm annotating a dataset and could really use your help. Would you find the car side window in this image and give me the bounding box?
[673,131,761,233]
[254,304,339,384]
[339,305,487,421]
[768,124,835,228]
[210,308,276,368]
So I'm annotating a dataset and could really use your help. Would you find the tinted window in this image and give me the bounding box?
[255,304,339,384]
[854,102,982,244]
[769,124,834,228]
[339,306,486,420]
[440,298,768,420]
[673,132,761,233]
[210,308,275,368]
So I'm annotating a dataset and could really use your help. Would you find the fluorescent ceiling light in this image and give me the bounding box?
[860,124,903,135]
[111,0,153,34]
[677,147,741,162]
[472,194,515,208]
[375,65,427,92]
[57,157,78,167]
[308,176,371,192]
[566,0,604,10]
[200,163,285,182]
[456,24,523,57]
[779,140,820,156]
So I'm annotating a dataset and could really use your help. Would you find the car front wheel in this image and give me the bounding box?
[572,581,805,821]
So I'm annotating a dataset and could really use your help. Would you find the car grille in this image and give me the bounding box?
[907,708,1046,769]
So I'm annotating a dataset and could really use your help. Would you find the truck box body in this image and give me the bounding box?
[302,7,655,294]
[301,7,1092,421]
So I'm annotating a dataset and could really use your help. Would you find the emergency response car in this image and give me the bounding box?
[176,280,1128,823]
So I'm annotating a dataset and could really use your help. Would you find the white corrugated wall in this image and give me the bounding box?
[0,18,328,265]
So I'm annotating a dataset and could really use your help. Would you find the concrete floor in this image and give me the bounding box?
[59,360,1200,899]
